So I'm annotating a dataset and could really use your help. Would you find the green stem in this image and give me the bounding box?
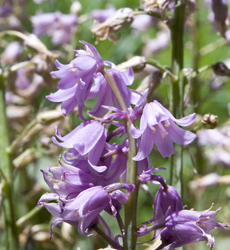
[190,0,205,176]
[169,0,187,197]
[6,119,37,155]
[93,225,121,250]
[16,205,43,228]
[101,69,138,250]
[0,71,19,249]
[146,59,177,82]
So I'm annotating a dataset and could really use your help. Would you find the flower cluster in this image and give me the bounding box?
[31,12,78,45]
[39,41,227,249]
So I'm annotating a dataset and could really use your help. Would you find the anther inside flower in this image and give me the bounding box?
[131,100,197,160]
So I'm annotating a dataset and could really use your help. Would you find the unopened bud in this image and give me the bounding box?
[90,8,134,42]
[189,173,219,192]
[211,62,230,77]
[117,56,146,72]
[70,1,82,15]
[6,105,31,120]
[13,148,41,169]
[201,113,218,129]
[37,110,63,125]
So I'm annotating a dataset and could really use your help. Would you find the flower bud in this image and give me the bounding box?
[117,56,146,72]
[211,62,230,77]
[70,1,82,15]
[36,110,63,125]
[6,105,31,120]
[201,113,218,129]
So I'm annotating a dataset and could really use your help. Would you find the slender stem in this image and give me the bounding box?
[199,37,227,56]
[0,71,19,249]
[10,61,36,72]
[190,0,205,177]
[93,225,122,250]
[116,212,125,237]
[169,0,187,197]
[6,119,37,155]
[0,30,28,40]
[101,69,138,250]
[16,205,43,228]
[146,59,177,82]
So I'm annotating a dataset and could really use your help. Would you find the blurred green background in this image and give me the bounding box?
[0,0,230,249]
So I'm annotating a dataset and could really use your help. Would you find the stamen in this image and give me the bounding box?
[53,183,59,189]
[150,125,156,133]
[158,122,168,140]
[69,67,79,77]
[164,119,170,127]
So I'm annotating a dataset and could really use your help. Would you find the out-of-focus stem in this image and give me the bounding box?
[190,0,205,176]
[169,0,187,197]
[102,69,138,250]
[16,206,43,228]
[6,119,37,155]
[0,71,19,250]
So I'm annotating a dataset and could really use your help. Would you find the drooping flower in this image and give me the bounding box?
[40,161,95,199]
[52,120,107,168]
[47,41,104,119]
[132,100,197,160]
[152,185,183,238]
[39,186,111,237]
[158,205,228,250]
[38,170,135,238]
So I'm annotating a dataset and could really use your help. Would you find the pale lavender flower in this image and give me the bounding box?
[63,144,127,186]
[39,179,135,237]
[131,15,156,32]
[47,41,104,119]
[40,161,95,199]
[52,120,107,168]
[31,12,57,36]
[15,68,30,90]
[39,186,111,237]
[197,126,230,167]
[91,4,116,23]
[1,41,22,65]
[132,100,196,160]
[159,205,228,249]
[31,12,78,44]
[143,29,170,58]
